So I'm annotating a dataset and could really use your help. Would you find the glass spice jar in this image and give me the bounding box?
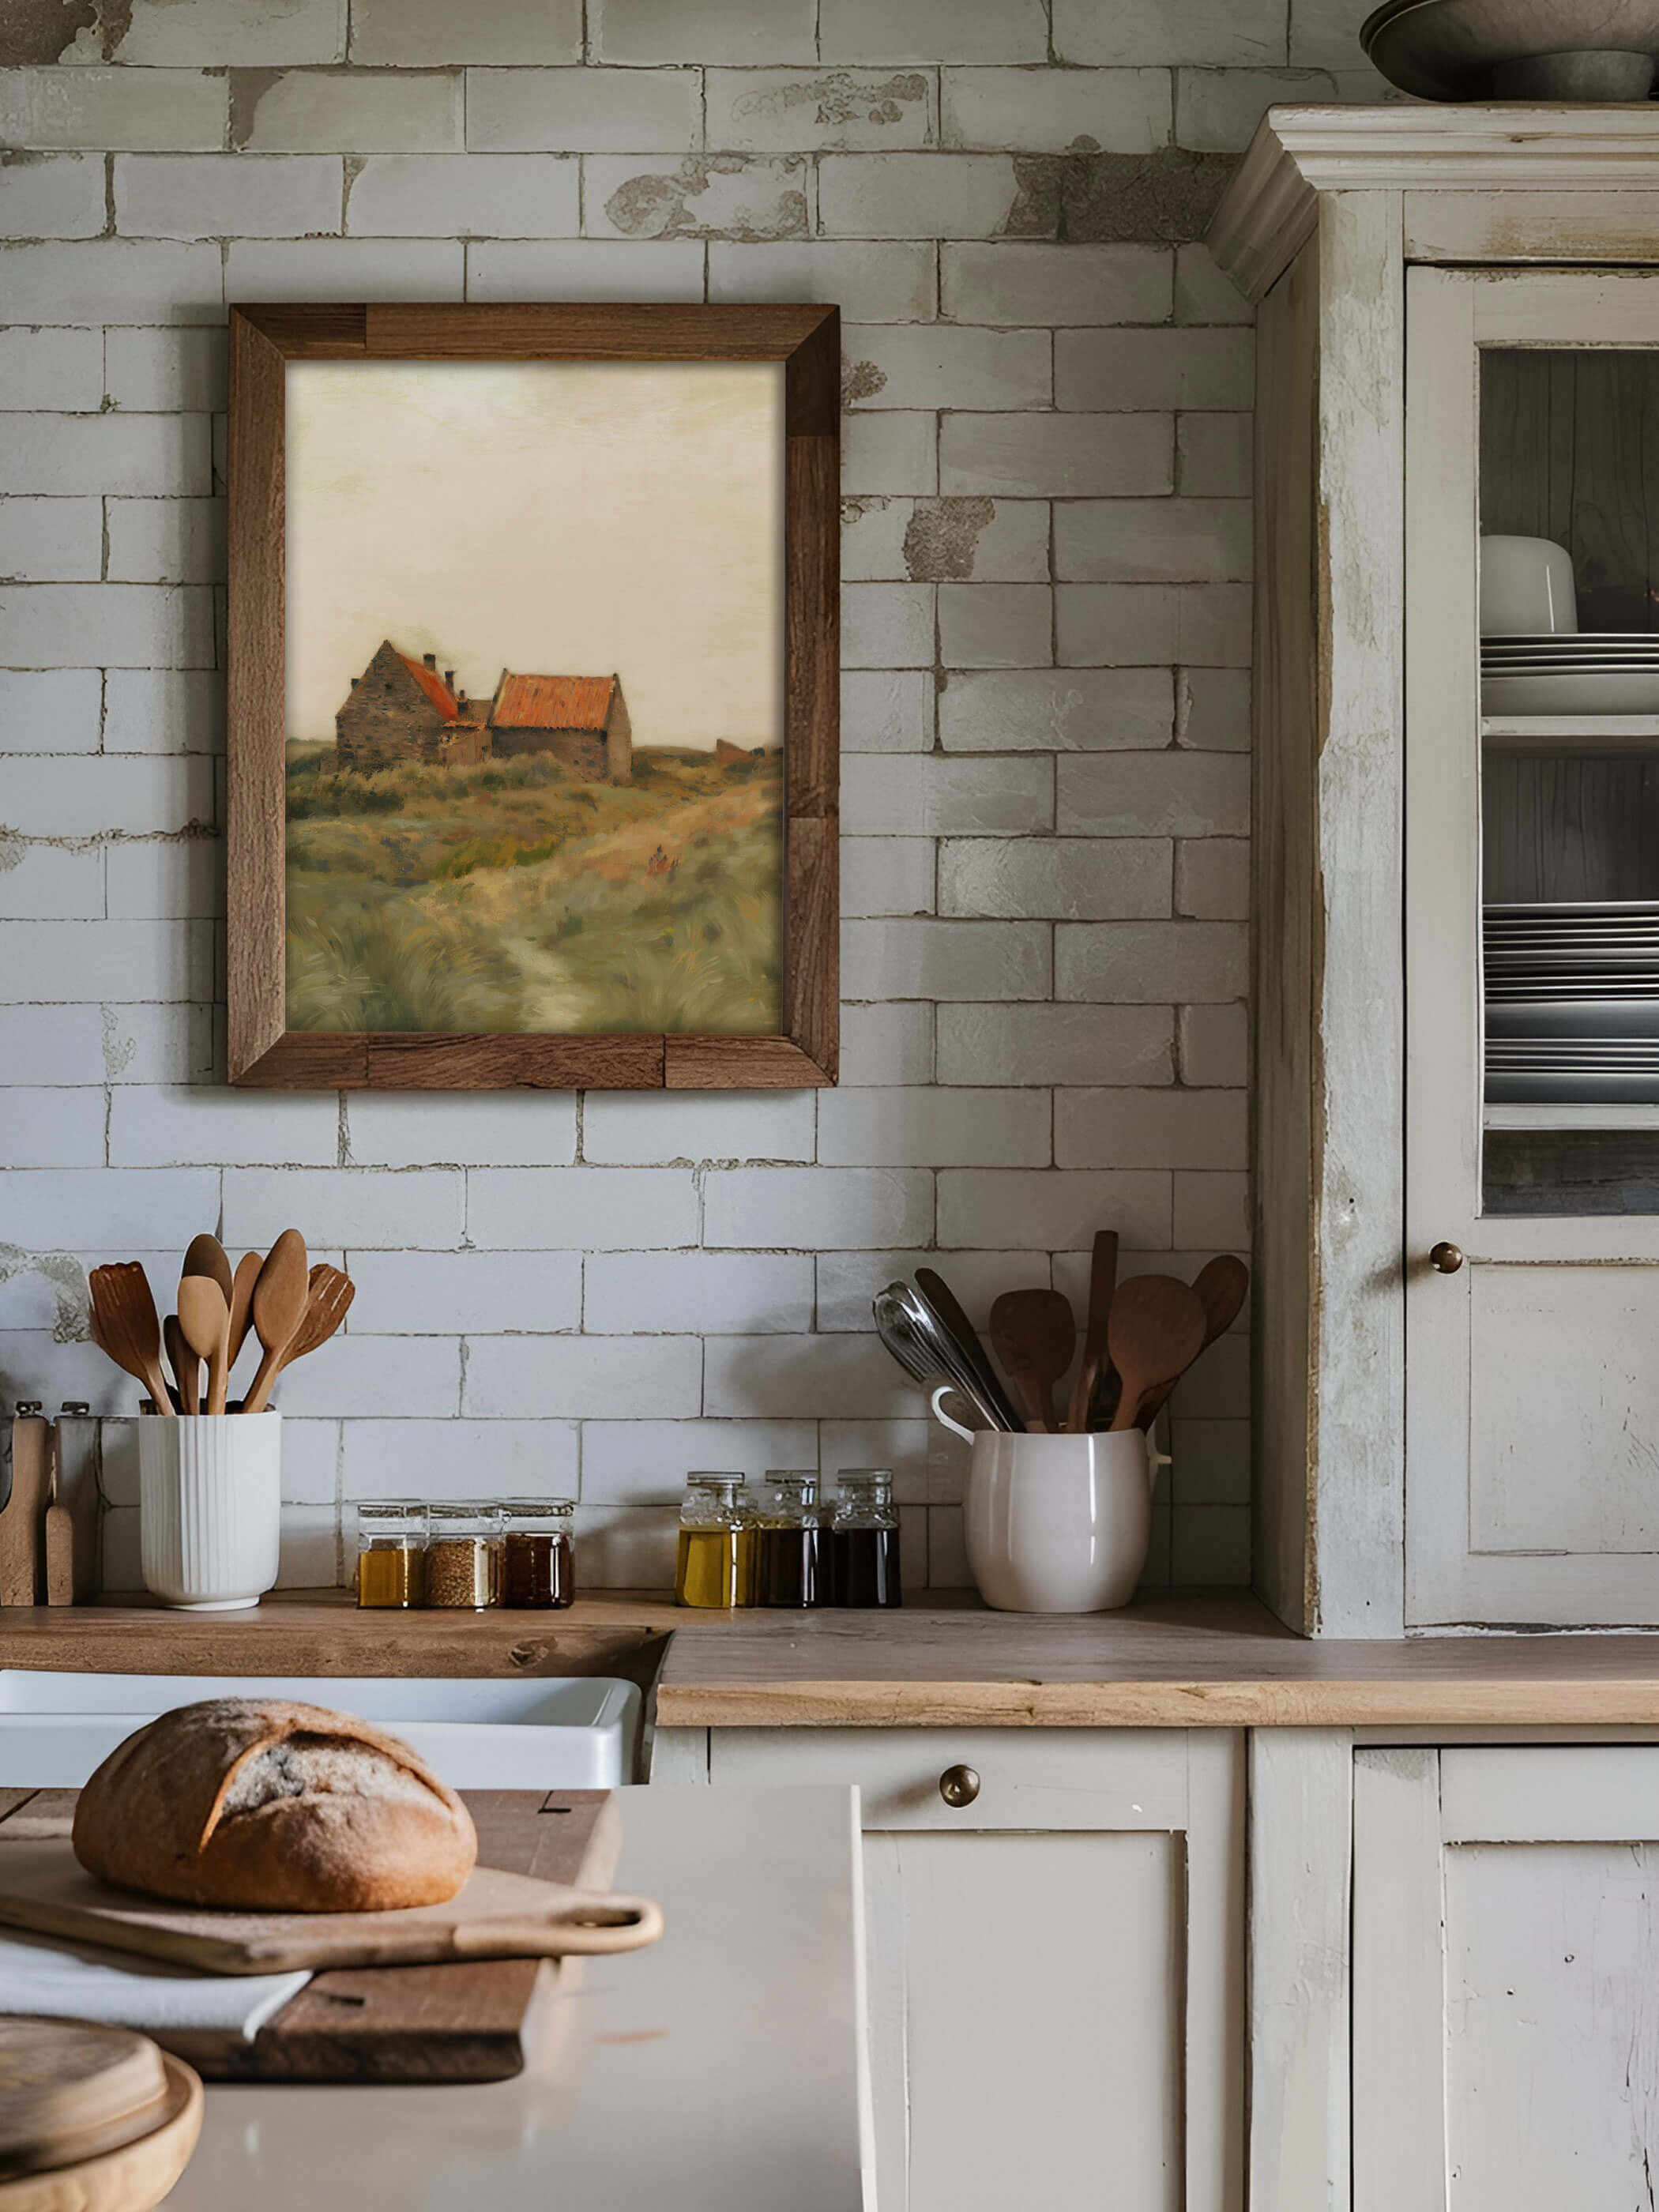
[675,1473,750,1608]
[424,1501,502,1610]
[500,1497,575,1609]
[827,1468,902,1608]
[355,1499,427,1610]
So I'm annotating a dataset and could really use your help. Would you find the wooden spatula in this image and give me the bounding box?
[1132,1255,1250,1434]
[242,1229,310,1415]
[88,1263,174,1416]
[990,1288,1077,1434]
[226,1249,261,1369]
[1066,1230,1119,1436]
[178,1273,231,1416]
[1106,1275,1207,1432]
[275,1264,355,1375]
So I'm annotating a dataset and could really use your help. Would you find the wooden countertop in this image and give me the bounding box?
[20,1589,1659,1728]
[656,1591,1659,1729]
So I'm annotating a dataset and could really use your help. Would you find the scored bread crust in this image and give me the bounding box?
[71,1698,478,1911]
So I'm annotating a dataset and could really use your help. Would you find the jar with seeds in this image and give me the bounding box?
[424,1501,502,1609]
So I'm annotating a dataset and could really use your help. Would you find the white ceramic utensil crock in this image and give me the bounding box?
[139,1413,280,1610]
[934,1390,1170,1613]
[1479,534,1578,636]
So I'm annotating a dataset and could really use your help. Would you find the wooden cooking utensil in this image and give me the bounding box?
[1106,1276,1207,1432]
[180,1232,233,1304]
[989,1288,1077,1434]
[163,1314,197,1416]
[273,1265,355,1378]
[88,1263,174,1417]
[1066,1229,1119,1437]
[241,1229,309,1416]
[178,1274,231,1416]
[0,1408,50,1607]
[226,1249,262,1371]
[1133,1255,1251,1434]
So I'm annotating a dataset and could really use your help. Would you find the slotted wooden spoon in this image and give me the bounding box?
[88,1263,173,1416]
[242,1229,310,1415]
[1106,1276,1207,1433]
[990,1288,1077,1434]
[178,1273,231,1416]
[275,1263,356,1375]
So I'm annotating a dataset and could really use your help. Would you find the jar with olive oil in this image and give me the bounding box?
[355,1499,427,1609]
[675,1473,751,1608]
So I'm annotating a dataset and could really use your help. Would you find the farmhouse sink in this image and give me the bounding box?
[0,1671,641,1790]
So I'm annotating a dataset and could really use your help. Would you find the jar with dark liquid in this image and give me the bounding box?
[675,1473,751,1608]
[828,1468,902,1608]
[355,1498,427,1609]
[500,1497,574,1608]
[754,1471,822,1608]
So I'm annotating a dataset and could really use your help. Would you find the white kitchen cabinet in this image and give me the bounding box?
[1209,109,1659,1632]
[653,1726,1244,2212]
[1354,1744,1659,2210]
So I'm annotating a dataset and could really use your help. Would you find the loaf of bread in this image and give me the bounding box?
[71,1698,477,1912]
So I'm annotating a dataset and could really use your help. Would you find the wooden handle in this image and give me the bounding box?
[447,1894,664,1958]
[241,1341,285,1416]
[44,1503,75,1608]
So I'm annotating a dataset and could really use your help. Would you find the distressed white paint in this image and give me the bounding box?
[1405,268,1659,1628]
[1246,1729,1352,2212]
[709,1726,1244,2212]
[1352,1744,1659,2212]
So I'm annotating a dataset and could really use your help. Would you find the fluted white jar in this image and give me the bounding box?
[139,1413,281,1611]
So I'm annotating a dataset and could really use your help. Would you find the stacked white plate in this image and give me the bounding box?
[1484,901,1659,1101]
[1482,634,1659,716]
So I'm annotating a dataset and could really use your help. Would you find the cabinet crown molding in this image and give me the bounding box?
[1209,103,1659,300]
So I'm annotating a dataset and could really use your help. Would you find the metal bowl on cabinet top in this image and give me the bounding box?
[1360,0,1659,99]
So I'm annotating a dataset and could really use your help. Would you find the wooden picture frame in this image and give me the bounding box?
[227,302,839,1091]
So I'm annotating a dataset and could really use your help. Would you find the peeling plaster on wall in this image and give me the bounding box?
[903,497,995,582]
[1010,147,1240,243]
[602,155,807,241]
[0,0,98,66]
[0,1244,91,1344]
[228,66,285,148]
[841,359,887,405]
[728,70,928,133]
[0,830,23,875]
[100,1010,136,1080]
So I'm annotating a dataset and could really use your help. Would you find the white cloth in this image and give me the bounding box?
[0,1928,310,2040]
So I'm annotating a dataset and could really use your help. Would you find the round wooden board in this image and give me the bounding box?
[0,2056,201,2212]
[0,2020,171,2180]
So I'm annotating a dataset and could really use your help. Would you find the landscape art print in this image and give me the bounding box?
[283,359,786,1037]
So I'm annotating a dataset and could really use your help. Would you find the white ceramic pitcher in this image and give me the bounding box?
[934,1387,1170,1613]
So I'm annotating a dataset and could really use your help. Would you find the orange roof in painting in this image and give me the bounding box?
[492,674,617,731]
[395,650,462,721]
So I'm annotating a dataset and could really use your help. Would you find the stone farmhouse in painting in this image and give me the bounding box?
[334,640,632,783]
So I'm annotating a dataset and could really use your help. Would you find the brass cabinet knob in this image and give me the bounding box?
[1429,1242,1465,1274]
[939,1763,980,1808]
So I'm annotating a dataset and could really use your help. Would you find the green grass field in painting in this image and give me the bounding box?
[284,743,783,1034]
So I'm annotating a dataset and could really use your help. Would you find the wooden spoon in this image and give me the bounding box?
[1066,1230,1119,1437]
[163,1313,197,1416]
[226,1249,261,1370]
[1133,1256,1251,1435]
[990,1288,1077,1434]
[1106,1276,1207,1432]
[87,1263,173,1416]
[181,1232,233,1304]
[242,1229,310,1415]
[276,1264,355,1373]
[178,1274,231,1416]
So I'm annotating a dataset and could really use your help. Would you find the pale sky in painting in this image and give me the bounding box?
[284,359,784,750]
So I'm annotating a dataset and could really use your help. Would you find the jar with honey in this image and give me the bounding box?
[355,1499,427,1609]
[675,1473,751,1608]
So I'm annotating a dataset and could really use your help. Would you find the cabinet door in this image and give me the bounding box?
[1354,1745,1659,2210]
[709,1729,1243,2212]
[1405,265,1659,1626]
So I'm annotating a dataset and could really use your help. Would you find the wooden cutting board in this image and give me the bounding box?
[0,1789,636,2084]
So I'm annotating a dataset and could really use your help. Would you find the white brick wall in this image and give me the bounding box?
[0,0,1342,1594]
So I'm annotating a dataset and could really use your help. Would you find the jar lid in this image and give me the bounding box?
[498,1495,574,1516]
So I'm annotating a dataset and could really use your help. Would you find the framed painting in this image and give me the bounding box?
[226,303,838,1090]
